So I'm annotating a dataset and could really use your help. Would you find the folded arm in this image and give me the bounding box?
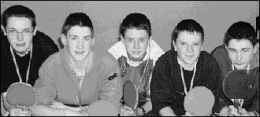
[150,60,176,116]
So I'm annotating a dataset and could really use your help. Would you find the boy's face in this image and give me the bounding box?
[226,39,256,70]
[64,26,94,61]
[5,17,35,54]
[122,28,150,61]
[173,31,203,65]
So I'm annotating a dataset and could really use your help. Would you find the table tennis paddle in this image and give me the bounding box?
[6,82,35,107]
[223,70,256,109]
[123,80,138,111]
[184,86,215,116]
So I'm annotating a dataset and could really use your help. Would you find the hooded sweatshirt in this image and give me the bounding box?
[108,39,164,107]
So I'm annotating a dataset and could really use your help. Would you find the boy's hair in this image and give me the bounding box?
[224,21,257,46]
[119,12,151,38]
[2,5,36,28]
[62,12,94,36]
[171,19,204,49]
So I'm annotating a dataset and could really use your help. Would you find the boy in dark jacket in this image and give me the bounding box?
[212,21,259,116]
[150,19,221,116]
[1,5,58,116]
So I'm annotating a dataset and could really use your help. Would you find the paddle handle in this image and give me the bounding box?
[231,99,244,109]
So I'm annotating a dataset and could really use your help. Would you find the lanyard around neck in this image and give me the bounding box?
[10,45,33,83]
[179,61,197,95]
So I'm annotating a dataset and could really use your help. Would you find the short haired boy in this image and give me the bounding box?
[1,5,58,116]
[150,19,221,116]
[31,12,122,116]
[108,12,164,116]
[212,21,259,116]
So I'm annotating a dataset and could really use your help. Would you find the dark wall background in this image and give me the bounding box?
[1,1,258,53]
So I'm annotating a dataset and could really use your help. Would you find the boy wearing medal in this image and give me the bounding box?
[1,5,58,116]
[212,21,259,116]
[31,12,122,116]
[150,19,221,116]
[108,12,164,116]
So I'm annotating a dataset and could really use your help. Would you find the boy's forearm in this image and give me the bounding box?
[31,104,66,116]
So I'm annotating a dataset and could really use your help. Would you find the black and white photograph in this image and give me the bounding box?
[1,1,259,116]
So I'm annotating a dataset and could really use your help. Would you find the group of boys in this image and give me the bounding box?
[1,5,259,116]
